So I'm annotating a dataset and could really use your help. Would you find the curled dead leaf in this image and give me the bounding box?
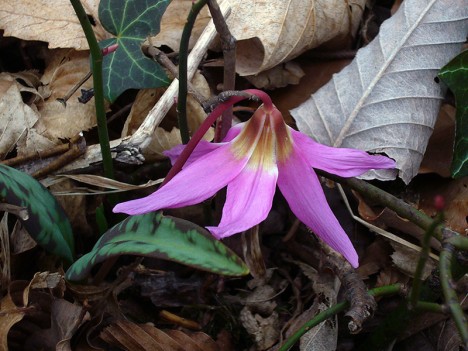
[227,0,365,75]
[0,0,109,50]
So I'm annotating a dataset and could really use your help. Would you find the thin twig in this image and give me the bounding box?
[207,0,237,142]
[178,0,210,144]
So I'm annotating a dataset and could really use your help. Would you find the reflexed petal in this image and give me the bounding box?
[113,145,247,215]
[163,123,245,166]
[164,141,220,166]
[289,128,396,177]
[277,148,359,267]
[207,166,278,239]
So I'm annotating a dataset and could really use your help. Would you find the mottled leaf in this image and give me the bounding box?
[439,50,468,178]
[65,212,249,281]
[98,0,171,102]
[0,165,74,263]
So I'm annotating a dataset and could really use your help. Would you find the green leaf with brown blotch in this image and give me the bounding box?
[0,164,74,263]
[65,212,249,281]
[439,50,468,178]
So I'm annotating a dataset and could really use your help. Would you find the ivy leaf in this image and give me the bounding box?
[0,165,74,263]
[439,50,468,178]
[98,0,171,102]
[65,212,249,281]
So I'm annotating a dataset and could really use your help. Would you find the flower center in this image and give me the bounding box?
[231,105,293,170]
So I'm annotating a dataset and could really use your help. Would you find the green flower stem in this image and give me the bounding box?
[178,0,209,144]
[447,235,468,250]
[278,284,402,351]
[410,212,444,308]
[315,170,444,241]
[415,301,446,314]
[439,241,468,346]
[70,0,114,180]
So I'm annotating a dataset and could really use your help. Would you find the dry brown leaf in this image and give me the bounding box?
[390,241,436,279]
[227,0,365,75]
[0,74,40,159]
[10,221,37,254]
[419,104,456,177]
[34,49,101,141]
[149,0,211,51]
[0,292,26,351]
[245,61,305,89]
[416,178,468,235]
[100,319,218,351]
[0,0,109,50]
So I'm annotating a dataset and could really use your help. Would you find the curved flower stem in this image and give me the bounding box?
[315,170,445,241]
[439,240,468,346]
[278,284,402,351]
[178,0,209,144]
[69,0,114,180]
[162,89,271,186]
[409,212,444,308]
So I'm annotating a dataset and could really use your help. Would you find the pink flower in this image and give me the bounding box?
[113,91,395,268]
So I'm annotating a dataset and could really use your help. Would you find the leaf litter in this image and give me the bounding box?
[0,0,467,350]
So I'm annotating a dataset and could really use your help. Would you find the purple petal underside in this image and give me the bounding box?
[113,145,247,215]
[164,123,245,166]
[290,128,396,177]
[277,146,359,267]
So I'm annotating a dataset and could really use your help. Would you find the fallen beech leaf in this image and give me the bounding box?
[291,0,468,183]
[149,0,211,51]
[227,0,366,75]
[0,0,109,50]
[390,241,436,279]
[0,75,40,159]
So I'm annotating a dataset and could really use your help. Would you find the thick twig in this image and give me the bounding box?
[59,2,232,172]
[322,245,377,333]
[208,0,237,142]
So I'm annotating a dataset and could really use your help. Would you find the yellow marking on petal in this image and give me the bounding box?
[230,104,293,172]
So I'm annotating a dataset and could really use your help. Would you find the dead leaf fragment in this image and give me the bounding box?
[0,0,108,50]
[34,49,101,141]
[150,0,211,51]
[0,75,40,159]
[227,0,366,75]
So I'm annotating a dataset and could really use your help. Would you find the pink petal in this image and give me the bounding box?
[277,147,359,267]
[289,128,396,177]
[163,123,245,166]
[113,145,247,215]
[207,166,278,239]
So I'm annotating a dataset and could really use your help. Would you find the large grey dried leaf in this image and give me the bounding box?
[291,0,468,183]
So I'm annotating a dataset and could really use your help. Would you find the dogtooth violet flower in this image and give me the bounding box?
[113,90,396,268]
